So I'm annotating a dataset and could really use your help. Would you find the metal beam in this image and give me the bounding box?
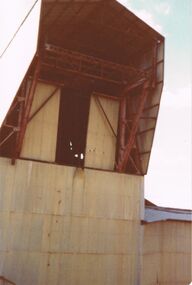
[152,42,158,87]
[94,95,117,137]
[117,95,127,164]
[122,78,147,96]
[13,56,41,162]
[11,97,26,164]
[0,130,16,148]
[140,151,151,155]
[43,44,144,85]
[134,138,144,175]
[116,80,150,172]
[128,154,141,174]
[140,116,156,120]
[92,92,119,101]
[137,127,155,136]
[42,62,122,85]
[143,103,159,112]
[126,96,144,175]
[28,86,59,123]
[34,77,65,87]
[116,78,148,173]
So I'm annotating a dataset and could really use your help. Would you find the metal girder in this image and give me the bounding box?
[143,103,159,112]
[118,95,127,156]
[128,154,141,174]
[133,139,144,175]
[28,86,59,123]
[43,44,144,85]
[0,78,27,152]
[137,127,155,136]
[12,56,41,162]
[94,95,117,137]
[0,130,16,148]
[92,92,119,101]
[116,80,150,173]
[126,95,144,175]
[123,78,148,95]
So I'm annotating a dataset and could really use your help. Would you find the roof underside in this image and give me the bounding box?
[40,0,163,65]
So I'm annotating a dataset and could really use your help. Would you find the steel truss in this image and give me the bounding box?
[116,80,151,173]
[0,42,158,175]
[42,43,146,85]
[0,55,40,164]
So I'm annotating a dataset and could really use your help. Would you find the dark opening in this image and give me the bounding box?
[55,87,90,167]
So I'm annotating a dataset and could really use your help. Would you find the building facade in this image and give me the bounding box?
[1,1,190,285]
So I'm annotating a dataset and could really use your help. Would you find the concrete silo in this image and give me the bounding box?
[0,1,164,284]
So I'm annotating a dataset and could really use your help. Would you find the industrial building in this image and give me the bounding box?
[142,200,191,284]
[0,0,191,284]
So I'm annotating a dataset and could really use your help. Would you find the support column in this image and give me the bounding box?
[12,55,41,163]
[116,80,150,172]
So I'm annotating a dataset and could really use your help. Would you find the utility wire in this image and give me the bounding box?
[0,0,39,58]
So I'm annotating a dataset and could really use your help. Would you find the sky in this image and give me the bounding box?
[117,0,191,209]
[0,0,191,209]
[0,0,41,123]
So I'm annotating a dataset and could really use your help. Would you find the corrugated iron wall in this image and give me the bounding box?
[85,95,119,170]
[0,157,143,285]
[142,221,192,285]
[21,83,60,162]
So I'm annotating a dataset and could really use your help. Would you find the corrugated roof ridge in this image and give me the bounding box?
[146,205,192,215]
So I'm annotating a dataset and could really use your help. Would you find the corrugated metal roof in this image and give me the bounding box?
[144,206,192,223]
[39,0,164,65]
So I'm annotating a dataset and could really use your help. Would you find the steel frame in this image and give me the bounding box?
[0,130,16,148]
[43,43,146,85]
[126,94,144,175]
[92,92,119,101]
[28,86,59,123]
[115,40,159,173]
[94,95,117,138]
[0,78,27,149]
[12,55,41,163]
[116,80,150,173]
[0,39,160,175]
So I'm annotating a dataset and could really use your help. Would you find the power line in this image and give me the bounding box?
[0,0,40,58]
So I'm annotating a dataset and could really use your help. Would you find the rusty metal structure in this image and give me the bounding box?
[0,0,164,175]
[0,276,16,285]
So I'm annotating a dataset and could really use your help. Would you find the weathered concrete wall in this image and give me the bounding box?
[142,221,192,285]
[0,157,144,285]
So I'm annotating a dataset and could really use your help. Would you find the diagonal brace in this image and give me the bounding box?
[94,95,117,137]
[28,86,59,123]
[116,80,150,172]
[13,56,41,161]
